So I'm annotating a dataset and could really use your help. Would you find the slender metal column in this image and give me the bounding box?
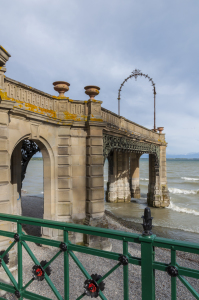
[64,230,69,300]
[17,222,23,300]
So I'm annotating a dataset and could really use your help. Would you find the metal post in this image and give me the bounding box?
[154,87,156,131]
[123,240,129,300]
[118,98,120,116]
[140,236,155,300]
[17,222,23,300]
[64,230,69,300]
[171,248,177,300]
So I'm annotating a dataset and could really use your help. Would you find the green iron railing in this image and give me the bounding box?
[0,208,198,299]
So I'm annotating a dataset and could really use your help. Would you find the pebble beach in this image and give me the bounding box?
[4,196,199,299]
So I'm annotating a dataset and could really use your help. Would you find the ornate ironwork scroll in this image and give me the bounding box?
[21,140,40,184]
[103,134,159,175]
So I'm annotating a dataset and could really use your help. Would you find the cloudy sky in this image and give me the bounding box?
[1,0,199,155]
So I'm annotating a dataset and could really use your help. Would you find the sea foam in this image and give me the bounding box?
[168,187,199,195]
[181,177,199,181]
[167,201,199,216]
[140,178,149,181]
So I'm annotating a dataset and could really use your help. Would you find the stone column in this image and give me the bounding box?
[0,47,17,292]
[123,152,131,202]
[116,151,131,202]
[84,95,111,250]
[130,153,141,199]
[56,126,72,223]
[159,143,170,207]
[106,150,118,202]
[147,144,170,207]
[106,150,131,203]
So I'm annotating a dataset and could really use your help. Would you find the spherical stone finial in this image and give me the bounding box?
[157,127,164,134]
[84,85,100,100]
[53,81,70,97]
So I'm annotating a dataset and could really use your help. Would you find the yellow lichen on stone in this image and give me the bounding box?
[0,46,9,54]
[90,118,103,122]
[24,103,57,118]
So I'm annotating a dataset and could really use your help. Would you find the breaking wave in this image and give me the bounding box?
[181,177,199,181]
[167,201,199,216]
[168,187,199,195]
[140,178,149,181]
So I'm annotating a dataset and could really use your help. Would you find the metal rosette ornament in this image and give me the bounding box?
[32,260,51,281]
[84,274,105,298]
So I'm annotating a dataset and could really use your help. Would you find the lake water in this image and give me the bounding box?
[23,159,199,243]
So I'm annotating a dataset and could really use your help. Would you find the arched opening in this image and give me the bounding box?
[11,138,53,237]
[139,153,149,202]
[21,151,43,236]
[103,158,108,201]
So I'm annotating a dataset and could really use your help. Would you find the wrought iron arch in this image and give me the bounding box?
[21,140,40,185]
[117,69,156,130]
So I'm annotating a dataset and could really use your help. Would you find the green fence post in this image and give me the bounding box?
[17,222,23,300]
[140,235,155,300]
[123,240,129,300]
[171,247,177,300]
[64,230,69,300]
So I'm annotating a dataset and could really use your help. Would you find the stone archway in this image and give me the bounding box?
[10,137,55,238]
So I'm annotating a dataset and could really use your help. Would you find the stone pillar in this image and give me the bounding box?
[130,153,140,199]
[123,152,131,202]
[11,141,22,217]
[116,151,131,202]
[84,97,111,250]
[106,150,131,203]
[147,144,170,207]
[56,126,72,222]
[106,150,118,202]
[0,47,17,293]
[159,144,170,207]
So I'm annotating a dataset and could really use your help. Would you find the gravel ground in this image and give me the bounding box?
[3,196,199,299]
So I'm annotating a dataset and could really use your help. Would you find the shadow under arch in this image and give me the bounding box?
[10,136,55,237]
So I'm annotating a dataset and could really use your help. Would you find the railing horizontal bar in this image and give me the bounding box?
[177,264,199,279]
[1,259,18,290]
[0,213,139,241]
[21,234,61,248]
[153,238,199,254]
[0,281,15,294]
[128,255,141,266]
[153,262,168,272]
[0,229,15,239]
[178,275,199,300]
[68,243,120,261]
[23,290,54,300]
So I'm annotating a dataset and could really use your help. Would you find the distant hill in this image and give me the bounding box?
[167,153,199,159]
[31,157,43,161]
[141,153,199,159]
